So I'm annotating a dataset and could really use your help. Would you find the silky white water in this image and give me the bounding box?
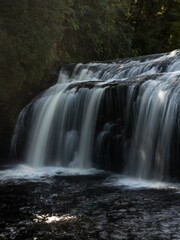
[127,72,180,180]
[12,50,180,181]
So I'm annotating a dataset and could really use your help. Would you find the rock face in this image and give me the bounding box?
[12,50,180,180]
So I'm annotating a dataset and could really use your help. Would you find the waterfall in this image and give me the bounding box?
[126,72,179,180]
[12,50,180,180]
[24,84,105,168]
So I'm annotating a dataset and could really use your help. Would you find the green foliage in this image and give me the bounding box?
[129,0,180,55]
[57,0,133,61]
[0,0,133,104]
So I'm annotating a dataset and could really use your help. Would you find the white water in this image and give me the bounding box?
[25,83,106,168]
[0,164,102,183]
[1,165,180,194]
[104,174,180,191]
[127,72,180,180]
[72,88,105,168]
[12,50,180,181]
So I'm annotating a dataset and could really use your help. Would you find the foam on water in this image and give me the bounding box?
[104,175,180,192]
[0,164,103,183]
[1,165,180,193]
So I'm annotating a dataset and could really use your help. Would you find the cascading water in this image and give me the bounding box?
[126,72,179,180]
[12,50,180,180]
[24,83,105,168]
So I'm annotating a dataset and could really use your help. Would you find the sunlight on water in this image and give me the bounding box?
[158,89,167,103]
[33,213,78,223]
[169,49,177,57]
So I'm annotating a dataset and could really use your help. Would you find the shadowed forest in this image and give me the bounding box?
[0,0,180,161]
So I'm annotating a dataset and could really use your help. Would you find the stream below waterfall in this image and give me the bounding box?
[0,165,180,240]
